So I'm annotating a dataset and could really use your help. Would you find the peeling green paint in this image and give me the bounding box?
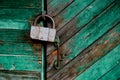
[100,63,120,80]
[0,0,42,78]
[0,0,41,30]
[75,44,120,80]
[67,2,120,59]
[49,0,70,9]
[63,0,95,21]
[0,56,41,71]
[0,0,41,8]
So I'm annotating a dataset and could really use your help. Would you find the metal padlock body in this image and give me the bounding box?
[30,15,56,42]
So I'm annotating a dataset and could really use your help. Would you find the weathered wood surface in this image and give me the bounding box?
[47,0,116,57]
[98,62,120,80]
[0,30,30,42]
[1,0,120,79]
[47,0,113,71]
[47,0,116,74]
[0,70,40,80]
[75,44,120,80]
[0,0,42,79]
[47,0,116,54]
[0,30,42,71]
[0,0,41,8]
[47,0,120,79]
[48,0,75,17]
[48,20,120,80]
[0,0,41,30]
[47,0,96,55]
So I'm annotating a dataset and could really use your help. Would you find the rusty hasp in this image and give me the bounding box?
[54,36,61,70]
[30,15,56,42]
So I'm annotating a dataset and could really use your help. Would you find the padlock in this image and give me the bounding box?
[30,15,56,42]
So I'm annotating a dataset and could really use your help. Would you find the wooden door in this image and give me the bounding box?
[1,0,120,80]
[47,0,120,80]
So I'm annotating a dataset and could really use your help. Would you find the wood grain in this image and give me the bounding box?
[75,45,120,80]
[0,70,40,80]
[0,0,42,76]
[48,21,120,80]
[98,63,120,80]
[0,0,41,9]
[47,0,115,56]
[48,0,75,17]
[47,0,118,74]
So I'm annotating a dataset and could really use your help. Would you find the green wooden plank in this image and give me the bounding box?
[74,45,120,80]
[0,70,40,80]
[0,29,31,41]
[0,20,30,30]
[48,0,53,4]
[0,9,40,20]
[0,0,41,9]
[0,55,41,71]
[49,0,70,8]
[99,64,120,80]
[48,21,120,80]
[0,43,42,56]
[48,0,74,17]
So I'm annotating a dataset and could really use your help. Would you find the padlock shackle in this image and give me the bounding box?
[33,15,55,29]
